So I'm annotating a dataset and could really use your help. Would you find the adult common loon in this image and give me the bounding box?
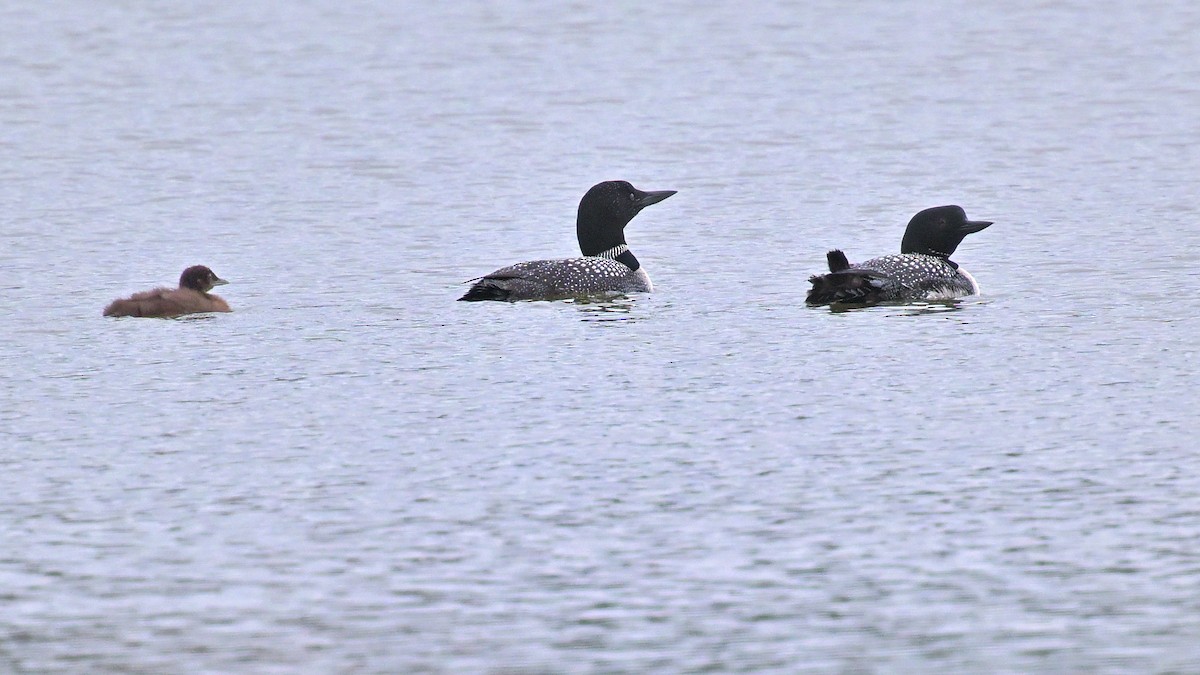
[459,180,676,302]
[104,265,231,317]
[806,205,993,306]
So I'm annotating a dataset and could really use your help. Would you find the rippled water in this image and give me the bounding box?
[3,0,1199,672]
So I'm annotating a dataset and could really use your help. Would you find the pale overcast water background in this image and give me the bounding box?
[2,1,1199,672]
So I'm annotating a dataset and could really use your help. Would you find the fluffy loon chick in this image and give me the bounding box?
[806,205,993,306]
[104,265,231,318]
[459,180,676,302]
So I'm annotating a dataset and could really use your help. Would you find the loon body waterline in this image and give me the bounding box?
[459,181,675,302]
[806,205,992,306]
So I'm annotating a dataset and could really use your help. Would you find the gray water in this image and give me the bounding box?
[2,0,1199,672]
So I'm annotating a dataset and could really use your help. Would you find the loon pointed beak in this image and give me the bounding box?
[636,190,676,208]
[211,277,229,286]
[960,219,992,234]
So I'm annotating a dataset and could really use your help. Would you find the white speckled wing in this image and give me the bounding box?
[482,257,651,301]
[855,253,979,301]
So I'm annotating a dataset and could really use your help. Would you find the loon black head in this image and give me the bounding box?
[576,181,676,265]
[179,265,228,293]
[900,205,992,264]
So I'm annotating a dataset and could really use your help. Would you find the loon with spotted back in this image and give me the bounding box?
[459,180,676,302]
[806,205,993,306]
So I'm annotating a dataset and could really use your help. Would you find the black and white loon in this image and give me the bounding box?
[806,205,993,306]
[459,180,676,302]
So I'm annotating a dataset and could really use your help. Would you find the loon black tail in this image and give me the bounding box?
[826,249,850,272]
[458,279,513,302]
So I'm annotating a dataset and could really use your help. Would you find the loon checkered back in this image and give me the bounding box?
[459,247,650,302]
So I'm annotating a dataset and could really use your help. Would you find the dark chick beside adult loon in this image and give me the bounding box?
[104,265,231,318]
[459,180,676,302]
[806,205,993,306]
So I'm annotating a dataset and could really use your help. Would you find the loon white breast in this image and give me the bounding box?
[459,181,675,302]
[806,205,993,306]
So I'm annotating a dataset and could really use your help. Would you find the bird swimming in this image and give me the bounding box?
[103,265,232,318]
[458,180,676,302]
[806,205,993,306]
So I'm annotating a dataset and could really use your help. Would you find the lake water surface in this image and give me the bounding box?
[2,1,1199,672]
